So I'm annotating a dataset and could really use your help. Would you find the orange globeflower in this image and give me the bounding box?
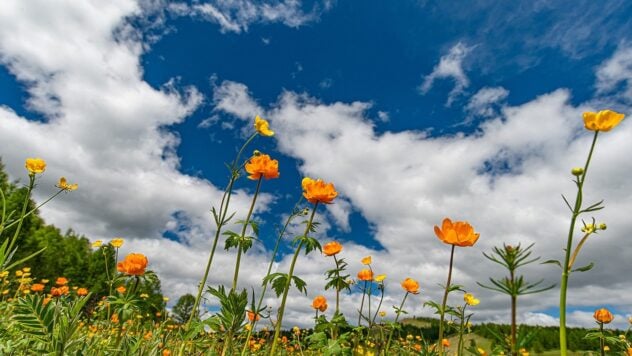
[401,278,420,294]
[25,158,46,175]
[30,283,45,292]
[593,308,614,324]
[434,218,480,247]
[583,110,625,132]
[77,288,89,296]
[311,295,328,312]
[247,310,261,322]
[116,285,127,293]
[51,286,69,297]
[117,253,148,276]
[442,338,450,347]
[245,154,280,180]
[323,241,342,256]
[357,269,373,281]
[56,277,68,286]
[301,177,338,204]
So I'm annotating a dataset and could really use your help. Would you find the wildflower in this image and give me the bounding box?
[477,347,487,356]
[110,238,124,248]
[357,269,373,281]
[281,336,288,344]
[254,115,274,136]
[117,253,148,276]
[22,267,31,272]
[374,274,386,283]
[401,278,420,294]
[245,154,280,180]
[322,241,342,256]
[41,279,49,284]
[247,310,261,322]
[292,326,300,335]
[379,311,386,317]
[15,270,23,277]
[111,314,119,323]
[519,348,529,356]
[116,285,127,293]
[571,167,584,176]
[301,177,338,204]
[603,346,609,352]
[311,295,328,312]
[464,293,480,306]
[361,256,372,265]
[583,110,625,132]
[51,286,69,297]
[442,338,450,347]
[25,158,46,175]
[140,293,149,299]
[77,288,88,296]
[92,240,102,248]
[434,218,480,247]
[163,297,169,302]
[43,297,52,305]
[31,283,45,292]
[594,308,614,324]
[56,177,78,191]
[56,277,68,286]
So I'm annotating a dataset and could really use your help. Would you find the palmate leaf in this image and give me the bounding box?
[12,294,55,344]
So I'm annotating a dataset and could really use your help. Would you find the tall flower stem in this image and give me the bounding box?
[438,244,456,355]
[231,176,263,290]
[186,133,257,330]
[559,131,599,356]
[333,254,341,314]
[385,291,409,353]
[599,322,605,356]
[269,203,319,356]
[240,200,303,356]
[358,280,367,326]
[6,175,35,254]
[371,285,385,325]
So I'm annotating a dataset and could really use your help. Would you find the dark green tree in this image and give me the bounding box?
[172,293,196,323]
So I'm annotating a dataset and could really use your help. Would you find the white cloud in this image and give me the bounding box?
[595,44,632,103]
[420,42,472,106]
[172,0,324,34]
[212,80,263,120]
[466,86,509,118]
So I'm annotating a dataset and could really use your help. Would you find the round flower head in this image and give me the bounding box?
[434,218,480,247]
[583,110,625,132]
[322,241,342,256]
[110,238,124,248]
[593,308,614,324]
[357,268,373,281]
[464,293,480,306]
[301,177,338,204]
[25,158,46,175]
[117,253,148,276]
[311,295,328,312]
[77,288,88,296]
[401,278,420,294]
[56,277,68,286]
[361,256,372,265]
[374,274,386,283]
[254,115,274,136]
[245,154,280,180]
[247,310,261,322]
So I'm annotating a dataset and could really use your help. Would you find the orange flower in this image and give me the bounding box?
[583,110,625,132]
[245,154,280,180]
[117,253,148,276]
[77,288,88,296]
[56,277,68,286]
[594,308,614,324]
[116,285,127,293]
[401,278,420,294]
[323,241,342,256]
[162,350,171,356]
[111,313,119,324]
[311,295,328,312]
[25,158,46,175]
[301,177,338,204]
[442,338,450,347]
[51,286,69,297]
[30,283,45,292]
[247,310,261,322]
[357,269,373,281]
[434,218,480,247]
[361,256,372,265]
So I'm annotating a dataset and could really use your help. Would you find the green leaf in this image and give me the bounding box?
[541,259,562,269]
[571,262,594,273]
[292,275,308,294]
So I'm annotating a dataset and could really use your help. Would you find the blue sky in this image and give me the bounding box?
[1,0,632,329]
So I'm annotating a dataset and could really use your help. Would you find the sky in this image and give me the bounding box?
[1,0,632,330]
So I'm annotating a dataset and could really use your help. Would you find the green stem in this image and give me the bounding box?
[385,292,409,353]
[371,285,384,325]
[269,203,319,356]
[560,131,599,356]
[511,269,517,356]
[231,176,263,291]
[438,244,456,355]
[333,254,341,315]
[599,322,605,356]
[458,305,467,356]
[367,267,373,327]
[6,175,35,255]
[358,280,367,326]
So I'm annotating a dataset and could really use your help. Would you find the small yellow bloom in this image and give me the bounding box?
[378,311,386,317]
[15,270,23,277]
[110,238,124,248]
[374,274,386,282]
[464,293,480,306]
[571,167,584,176]
[56,177,78,191]
[92,240,103,248]
[477,347,487,356]
[254,115,274,136]
[163,297,169,302]
[25,158,46,175]
[583,110,625,132]
[361,256,372,265]
[22,267,31,272]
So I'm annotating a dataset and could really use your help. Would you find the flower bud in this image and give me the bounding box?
[571,167,584,176]
[253,150,261,156]
[599,223,607,230]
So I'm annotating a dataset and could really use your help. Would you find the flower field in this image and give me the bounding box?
[1,112,631,355]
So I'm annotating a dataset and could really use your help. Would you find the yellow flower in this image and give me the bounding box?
[254,115,274,136]
[15,270,23,277]
[434,218,480,247]
[401,278,420,294]
[22,267,31,272]
[56,177,78,191]
[301,177,338,204]
[361,256,372,265]
[110,238,124,248]
[464,293,480,306]
[25,158,46,175]
[594,308,614,324]
[477,347,487,356]
[378,311,386,317]
[374,274,386,283]
[583,110,625,132]
[92,240,103,248]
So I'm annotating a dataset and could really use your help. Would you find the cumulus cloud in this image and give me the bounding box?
[420,42,472,106]
[596,43,632,103]
[466,86,509,118]
[170,0,325,33]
